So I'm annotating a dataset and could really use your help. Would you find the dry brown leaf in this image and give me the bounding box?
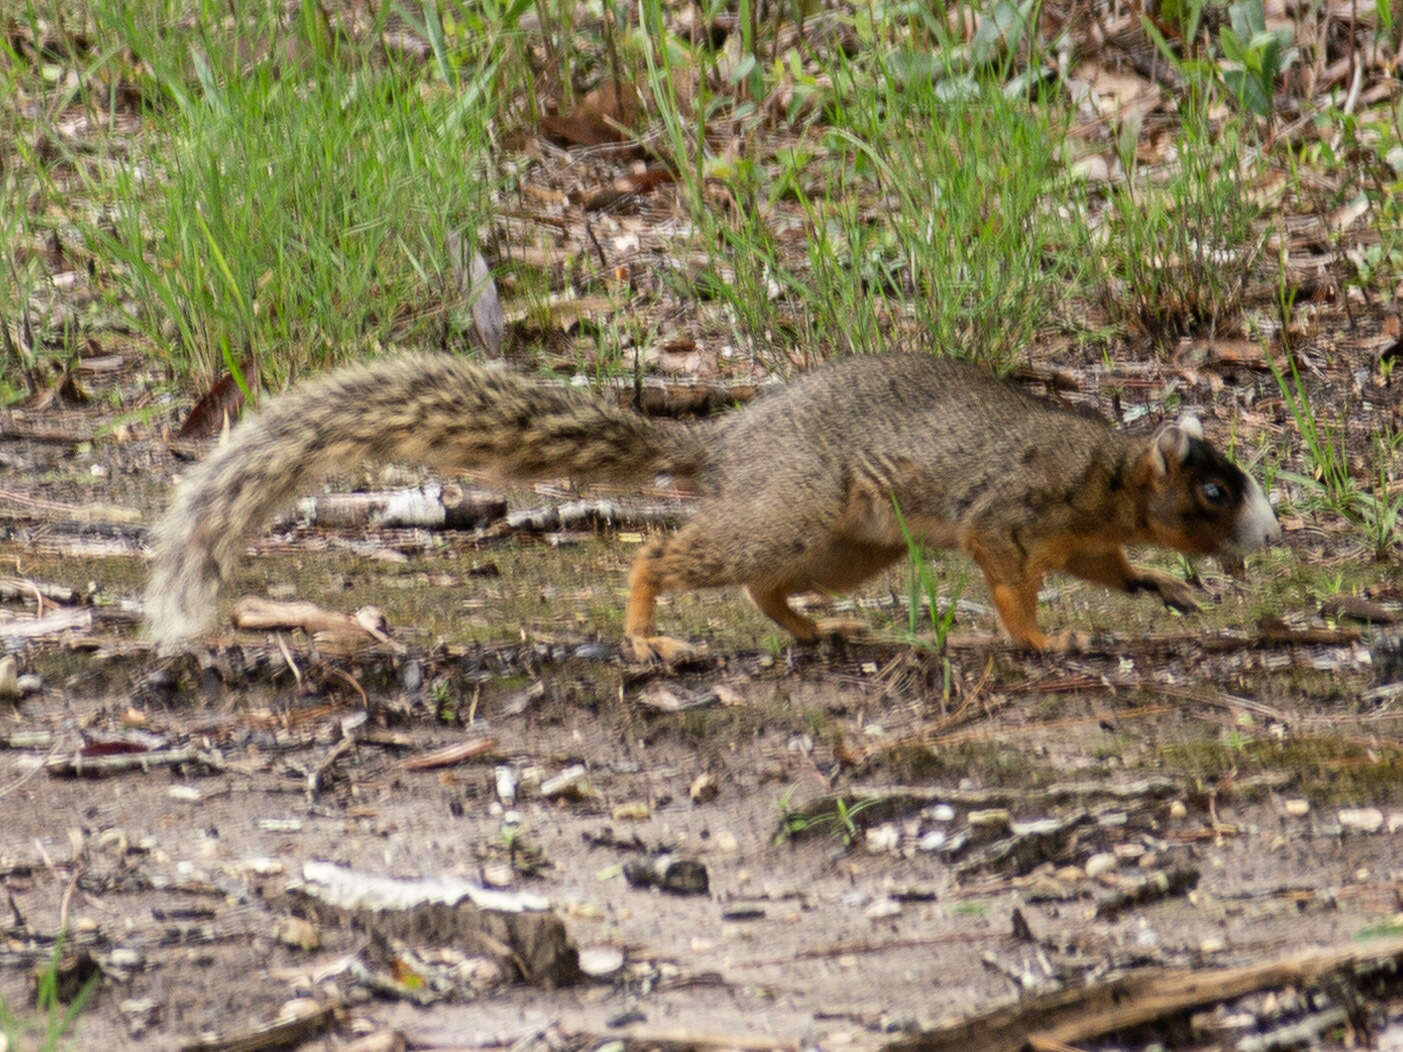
[231,596,376,638]
[402,737,496,770]
[539,80,640,148]
[176,358,259,440]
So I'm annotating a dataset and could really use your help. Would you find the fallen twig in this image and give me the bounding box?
[46,747,225,778]
[177,998,339,1052]
[883,935,1403,1052]
[0,486,141,523]
[401,736,495,771]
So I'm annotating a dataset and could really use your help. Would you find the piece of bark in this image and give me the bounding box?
[0,608,92,639]
[287,861,579,987]
[883,935,1403,1052]
[231,597,402,653]
[177,997,338,1052]
[582,1027,796,1051]
[401,737,495,771]
[46,747,224,778]
[448,233,504,356]
[539,80,640,147]
[1321,595,1401,624]
[289,485,507,530]
[176,358,258,440]
[0,487,142,524]
[0,577,78,604]
[232,597,372,637]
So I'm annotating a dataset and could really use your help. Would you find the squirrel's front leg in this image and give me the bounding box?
[962,535,1050,650]
[1063,550,1201,614]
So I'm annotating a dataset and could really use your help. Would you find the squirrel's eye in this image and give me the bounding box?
[1200,481,1227,505]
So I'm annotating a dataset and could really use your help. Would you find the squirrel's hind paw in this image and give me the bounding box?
[625,634,704,664]
[814,617,870,640]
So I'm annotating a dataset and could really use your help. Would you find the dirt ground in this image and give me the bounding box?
[3,346,1403,1051]
[3,3,1403,1044]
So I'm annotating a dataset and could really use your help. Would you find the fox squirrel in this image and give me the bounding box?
[145,353,1281,657]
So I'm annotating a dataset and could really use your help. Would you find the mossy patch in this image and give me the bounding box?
[1159,736,1403,803]
[877,740,1067,787]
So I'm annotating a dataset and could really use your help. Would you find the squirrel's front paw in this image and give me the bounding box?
[1139,571,1202,614]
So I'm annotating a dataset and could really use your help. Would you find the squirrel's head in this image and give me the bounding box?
[1137,414,1281,556]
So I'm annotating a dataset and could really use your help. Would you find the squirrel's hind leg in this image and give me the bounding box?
[623,518,882,658]
[745,583,821,640]
[745,583,870,643]
[623,534,710,662]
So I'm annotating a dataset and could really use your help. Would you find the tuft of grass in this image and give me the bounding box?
[1267,284,1401,558]
[1160,735,1403,802]
[1095,92,1264,342]
[1268,343,1354,510]
[0,936,98,1052]
[67,0,511,388]
[636,0,1086,370]
[892,496,967,657]
[774,785,886,847]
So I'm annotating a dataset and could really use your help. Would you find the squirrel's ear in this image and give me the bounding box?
[1147,419,1195,477]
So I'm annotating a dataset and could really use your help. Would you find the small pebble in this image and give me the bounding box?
[494,765,518,807]
[689,773,718,804]
[578,946,624,978]
[540,764,591,799]
[917,831,947,852]
[864,898,902,920]
[482,862,515,888]
[865,823,901,853]
[1338,807,1384,833]
[1085,852,1117,879]
[968,808,1011,828]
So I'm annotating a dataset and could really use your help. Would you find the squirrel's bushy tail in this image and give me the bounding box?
[144,354,706,646]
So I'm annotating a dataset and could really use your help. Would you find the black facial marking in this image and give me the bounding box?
[1182,438,1246,503]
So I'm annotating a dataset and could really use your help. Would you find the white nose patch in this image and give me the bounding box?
[1232,475,1282,551]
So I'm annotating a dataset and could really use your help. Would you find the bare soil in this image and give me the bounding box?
[3,359,1403,1051]
[4,3,1403,1044]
